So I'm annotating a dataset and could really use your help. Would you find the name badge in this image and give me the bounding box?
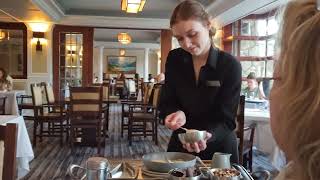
[206,80,221,87]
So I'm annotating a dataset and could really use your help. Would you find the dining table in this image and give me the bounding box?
[0,90,25,115]
[0,115,34,179]
[57,159,214,179]
[245,107,286,170]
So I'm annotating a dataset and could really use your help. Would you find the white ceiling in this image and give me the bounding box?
[94,28,160,43]
[55,0,180,19]
[0,0,287,44]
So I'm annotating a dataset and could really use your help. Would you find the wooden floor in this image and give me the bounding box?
[22,104,278,180]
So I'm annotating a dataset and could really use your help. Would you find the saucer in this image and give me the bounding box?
[141,166,169,178]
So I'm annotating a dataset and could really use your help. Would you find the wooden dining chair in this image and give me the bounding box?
[102,83,110,131]
[31,83,67,147]
[127,83,162,145]
[0,123,18,180]
[0,96,7,115]
[69,86,105,155]
[120,82,154,137]
[236,95,257,172]
[17,82,45,120]
[17,94,34,120]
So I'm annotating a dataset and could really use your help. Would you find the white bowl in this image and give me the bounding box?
[178,130,206,144]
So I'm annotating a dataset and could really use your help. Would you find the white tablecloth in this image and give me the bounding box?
[0,90,25,115]
[245,108,286,170]
[0,115,34,179]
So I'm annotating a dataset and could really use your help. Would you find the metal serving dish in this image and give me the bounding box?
[142,152,197,173]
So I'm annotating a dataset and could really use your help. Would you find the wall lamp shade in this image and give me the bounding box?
[0,30,5,40]
[121,0,146,13]
[118,33,132,44]
[33,31,45,51]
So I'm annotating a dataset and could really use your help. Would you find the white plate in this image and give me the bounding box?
[141,166,169,178]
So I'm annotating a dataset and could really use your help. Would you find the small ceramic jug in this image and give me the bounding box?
[211,152,231,169]
[68,157,111,180]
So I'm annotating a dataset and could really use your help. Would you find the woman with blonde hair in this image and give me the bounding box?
[270,0,320,179]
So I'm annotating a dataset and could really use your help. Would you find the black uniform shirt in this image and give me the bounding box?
[161,46,242,142]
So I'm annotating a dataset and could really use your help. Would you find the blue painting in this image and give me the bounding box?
[107,56,136,73]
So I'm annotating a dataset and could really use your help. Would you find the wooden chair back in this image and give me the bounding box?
[116,79,125,89]
[236,95,245,164]
[0,123,18,180]
[142,82,154,104]
[236,95,257,171]
[102,83,110,100]
[151,84,162,108]
[69,86,103,118]
[0,96,6,115]
[30,83,44,117]
[43,82,55,104]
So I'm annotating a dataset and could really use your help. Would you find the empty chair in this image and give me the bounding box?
[127,83,162,145]
[30,83,67,147]
[236,95,257,172]
[17,95,34,120]
[0,123,18,180]
[120,82,154,137]
[69,86,105,155]
[102,83,110,131]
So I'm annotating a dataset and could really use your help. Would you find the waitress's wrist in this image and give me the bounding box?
[206,130,215,143]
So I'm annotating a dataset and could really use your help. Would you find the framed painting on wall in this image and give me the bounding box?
[107,56,136,73]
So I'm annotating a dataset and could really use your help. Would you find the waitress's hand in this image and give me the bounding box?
[182,132,212,153]
[164,110,186,130]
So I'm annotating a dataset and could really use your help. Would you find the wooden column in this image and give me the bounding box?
[222,24,233,54]
[160,29,172,73]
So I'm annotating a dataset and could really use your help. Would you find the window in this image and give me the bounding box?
[224,12,278,98]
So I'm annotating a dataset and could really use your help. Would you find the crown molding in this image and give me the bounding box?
[94,41,160,49]
[31,0,64,21]
[212,0,287,28]
[60,15,169,29]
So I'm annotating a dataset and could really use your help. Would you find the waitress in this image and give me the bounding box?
[160,0,241,163]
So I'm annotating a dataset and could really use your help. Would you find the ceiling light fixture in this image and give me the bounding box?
[118,33,132,44]
[121,0,146,13]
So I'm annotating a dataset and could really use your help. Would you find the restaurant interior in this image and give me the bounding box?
[0,0,289,179]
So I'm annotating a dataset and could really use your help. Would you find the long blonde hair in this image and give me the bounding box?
[275,0,320,179]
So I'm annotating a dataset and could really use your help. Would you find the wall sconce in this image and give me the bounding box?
[0,30,5,40]
[121,0,146,13]
[119,49,126,56]
[33,32,45,51]
[67,50,76,55]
